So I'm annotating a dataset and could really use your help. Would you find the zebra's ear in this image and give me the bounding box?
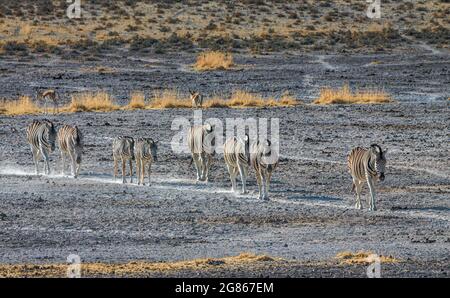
[189,89,194,95]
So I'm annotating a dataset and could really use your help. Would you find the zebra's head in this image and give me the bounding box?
[148,138,158,162]
[370,144,387,181]
[203,123,216,156]
[45,121,57,152]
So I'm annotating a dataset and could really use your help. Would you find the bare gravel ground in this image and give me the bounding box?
[0,49,449,277]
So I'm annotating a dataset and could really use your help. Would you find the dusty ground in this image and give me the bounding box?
[0,45,449,277]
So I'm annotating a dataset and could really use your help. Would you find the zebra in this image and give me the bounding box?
[347,144,388,211]
[187,123,216,182]
[134,138,158,186]
[26,119,57,175]
[57,124,83,178]
[250,139,279,200]
[113,136,135,184]
[189,90,203,109]
[223,134,250,194]
[36,89,59,113]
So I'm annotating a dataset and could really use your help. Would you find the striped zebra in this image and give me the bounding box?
[187,123,216,182]
[26,119,57,175]
[223,134,250,194]
[57,124,83,178]
[134,138,158,186]
[36,89,59,113]
[250,139,279,200]
[189,90,203,109]
[113,136,135,184]
[347,144,388,211]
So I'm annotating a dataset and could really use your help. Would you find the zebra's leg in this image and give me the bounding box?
[121,158,126,183]
[31,146,40,175]
[60,151,65,176]
[238,164,248,194]
[226,164,236,192]
[354,180,363,210]
[129,159,133,184]
[136,159,141,185]
[113,157,118,181]
[40,147,51,175]
[261,170,269,200]
[193,155,202,181]
[265,170,273,195]
[256,170,264,200]
[69,150,76,178]
[367,177,377,211]
[202,156,212,182]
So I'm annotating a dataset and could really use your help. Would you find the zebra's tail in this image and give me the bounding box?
[74,126,81,145]
[351,182,355,193]
[189,157,193,166]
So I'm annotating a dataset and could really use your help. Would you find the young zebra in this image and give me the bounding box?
[113,136,135,184]
[26,119,57,175]
[347,144,388,211]
[187,123,216,182]
[57,124,83,178]
[250,139,279,200]
[223,134,250,194]
[189,90,203,109]
[36,89,59,113]
[134,138,158,186]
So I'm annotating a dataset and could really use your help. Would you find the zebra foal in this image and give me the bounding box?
[26,119,57,175]
[250,139,278,200]
[134,138,158,185]
[57,124,83,178]
[187,123,216,182]
[223,134,250,194]
[113,136,135,184]
[347,144,387,211]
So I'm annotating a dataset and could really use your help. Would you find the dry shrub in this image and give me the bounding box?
[336,251,400,265]
[148,89,191,109]
[194,51,234,71]
[227,90,298,107]
[68,92,119,112]
[0,253,281,277]
[127,91,146,109]
[313,84,393,104]
[0,96,40,115]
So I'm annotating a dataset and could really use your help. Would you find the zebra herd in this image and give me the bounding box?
[25,119,387,211]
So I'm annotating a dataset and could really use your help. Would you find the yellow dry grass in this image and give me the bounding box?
[0,253,279,278]
[148,89,191,109]
[194,51,234,71]
[67,92,119,112]
[313,84,393,104]
[335,251,400,265]
[0,96,40,115]
[127,91,146,109]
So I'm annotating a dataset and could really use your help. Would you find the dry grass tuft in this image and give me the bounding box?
[67,92,119,112]
[313,84,393,104]
[227,90,298,107]
[148,90,191,109]
[0,253,280,278]
[0,96,40,115]
[336,251,400,265]
[127,91,146,109]
[194,51,234,71]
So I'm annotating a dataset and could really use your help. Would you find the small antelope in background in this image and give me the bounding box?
[36,89,59,113]
[347,144,387,211]
[134,138,158,186]
[189,90,203,108]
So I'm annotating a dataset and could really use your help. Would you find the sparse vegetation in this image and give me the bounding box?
[194,51,234,71]
[313,84,393,104]
[127,91,146,109]
[0,253,279,277]
[67,92,119,112]
[336,251,400,265]
[0,96,40,115]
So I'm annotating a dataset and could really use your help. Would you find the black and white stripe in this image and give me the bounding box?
[134,138,158,185]
[223,134,250,194]
[250,139,278,200]
[187,123,216,182]
[347,144,387,211]
[26,119,57,175]
[113,136,135,183]
[57,124,83,178]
